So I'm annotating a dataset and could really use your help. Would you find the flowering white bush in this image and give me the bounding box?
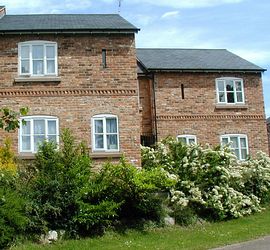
[141,138,270,221]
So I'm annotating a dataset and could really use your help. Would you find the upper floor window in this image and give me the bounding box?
[18,41,57,76]
[177,135,197,145]
[92,114,119,152]
[19,116,59,153]
[220,134,248,160]
[216,77,244,104]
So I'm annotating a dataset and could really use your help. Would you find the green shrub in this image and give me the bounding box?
[80,159,175,229]
[0,170,28,249]
[141,138,270,222]
[23,129,92,236]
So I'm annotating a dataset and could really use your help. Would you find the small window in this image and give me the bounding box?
[177,135,197,145]
[216,77,244,104]
[19,116,59,153]
[220,134,248,160]
[18,41,58,76]
[92,114,119,151]
[102,49,107,68]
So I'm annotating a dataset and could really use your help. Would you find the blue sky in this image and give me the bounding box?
[2,0,270,117]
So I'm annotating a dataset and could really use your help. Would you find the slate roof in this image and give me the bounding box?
[136,48,265,72]
[267,117,270,124]
[0,14,139,33]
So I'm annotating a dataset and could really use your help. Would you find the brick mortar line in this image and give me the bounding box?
[0,88,137,97]
[157,115,265,120]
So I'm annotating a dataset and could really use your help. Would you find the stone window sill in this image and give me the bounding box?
[18,153,36,160]
[18,152,123,160]
[14,76,61,83]
[215,104,248,110]
[90,152,123,159]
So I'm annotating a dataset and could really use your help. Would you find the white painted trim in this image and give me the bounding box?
[91,114,120,152]
[177,134,197,145]
[215,77,245,105]
[220,134,249,160]
[19,116,59,153]
[18,41,58,77]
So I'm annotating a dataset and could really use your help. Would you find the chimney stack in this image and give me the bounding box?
[0,6,6,19]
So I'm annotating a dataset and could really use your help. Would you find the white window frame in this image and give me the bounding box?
[216,77,245,104]
[19,116,59,153]
[220,134,249,160]
[91,114,119,152]
[177,135,197,145]
[18,41,58,77]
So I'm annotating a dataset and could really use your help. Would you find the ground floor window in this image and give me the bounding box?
[92,114,119,151]
[220,134,248,160]
[19,116,59,153]
[177,135,197,145]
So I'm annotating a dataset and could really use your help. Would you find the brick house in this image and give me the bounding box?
[137,49,269,160]
[0,7,141,165]
[0,6,268,164]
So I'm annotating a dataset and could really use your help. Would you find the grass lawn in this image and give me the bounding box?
[14,206,270,250]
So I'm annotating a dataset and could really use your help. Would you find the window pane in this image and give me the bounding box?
[217,81,224,91]
[227,92,235,103]
[178,137,187,144]
[107,134,118,150]
[235,81,242,91]
[32,45,43,59]
[22,136,31,151]
[48,135,57,143]
[21,46,30,59]
[47,60,55,74]
[95,120,103,133]
[34,120,45,134]
[236,92,243,102]
[48,120,56,134]
[240,138,247,148]
[34,135,46,152]
[188,138,195,144]
[95,135,104,149]
[234,149,240,159]
[219,92,225,102]
[21,60,30,73]
[33,60,44,75]
[46,46,55,58]
[241,149,247,160]
[22,120,30,135]
[226,81,234,91]
[221,137,229,145]
[230,137,238,148]
[106,118,117,133]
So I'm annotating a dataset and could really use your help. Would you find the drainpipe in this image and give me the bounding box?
[152,73,158,143]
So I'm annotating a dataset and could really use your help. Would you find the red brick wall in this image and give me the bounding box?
[0,33,141,165]
[138,76,153,135]
[139,72,269,156]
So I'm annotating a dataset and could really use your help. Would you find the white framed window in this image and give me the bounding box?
[216,77,244,104]
[19,116,59,153]
[18,41,58,76]
[92,114,119,152]
[220,134,248,160]
[177,135,197,145]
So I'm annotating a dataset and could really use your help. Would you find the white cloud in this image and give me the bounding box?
[130,0,244,9]
[232,49,270,66]
[265,107,270,118]
[161,11,179,19]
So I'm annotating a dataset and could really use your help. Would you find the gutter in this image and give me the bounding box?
[0,29,140,35]
[147,68,266,73]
